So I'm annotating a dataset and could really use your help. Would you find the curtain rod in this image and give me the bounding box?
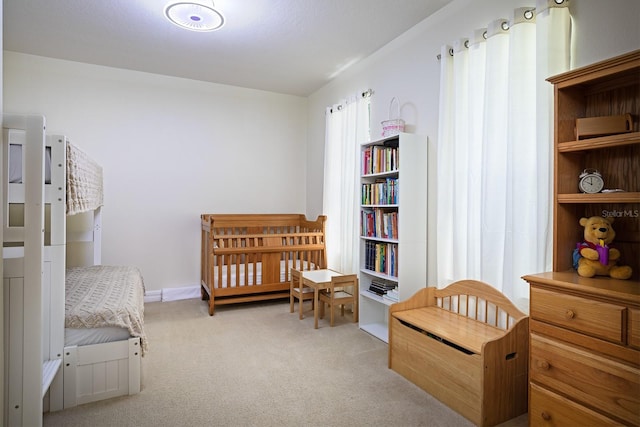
[436,4,541,60]
[328,88,373,114]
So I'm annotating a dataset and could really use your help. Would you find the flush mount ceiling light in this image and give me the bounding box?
[164,1,224,32]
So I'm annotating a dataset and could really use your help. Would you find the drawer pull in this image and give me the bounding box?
[565,309,575,319]
[541,411,551,421]
[537,360,550,370]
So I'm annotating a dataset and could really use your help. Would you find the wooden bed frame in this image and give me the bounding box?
[389,280,529,427]
[200,214,327,315]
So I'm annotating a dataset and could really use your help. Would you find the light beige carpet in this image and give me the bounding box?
[43,298,528,427]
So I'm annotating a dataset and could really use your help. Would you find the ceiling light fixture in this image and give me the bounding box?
[164,1,225,32]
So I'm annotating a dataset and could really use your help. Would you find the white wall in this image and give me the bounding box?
[2,0,638,295]
[3,53,308,293]
[306,0,640,284]
[570,0,640,68]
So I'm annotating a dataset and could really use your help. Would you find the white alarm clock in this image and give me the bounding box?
[578,169,604,194]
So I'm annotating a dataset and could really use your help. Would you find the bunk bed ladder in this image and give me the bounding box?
[2,114,48,427]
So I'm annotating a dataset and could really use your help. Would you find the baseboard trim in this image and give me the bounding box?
[161,285,200,302]
[144,290,162,303]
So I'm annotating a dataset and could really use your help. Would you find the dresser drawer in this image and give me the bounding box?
[530,286,625,343]
[531,333,640,425]
[530,383,621,426]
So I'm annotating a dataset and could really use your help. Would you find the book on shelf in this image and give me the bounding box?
[371,279,396,290]
[361,178,398,206]
[361,144,399,175]
[368,279,397,296]
[367,287,385,296]
[363,241,398,276]
[360,210,397,239]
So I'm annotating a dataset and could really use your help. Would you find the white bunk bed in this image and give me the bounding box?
[2,115,145,427]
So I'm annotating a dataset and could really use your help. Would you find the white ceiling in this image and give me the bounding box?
[3,0,452,96]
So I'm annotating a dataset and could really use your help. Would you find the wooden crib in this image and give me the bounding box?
[200,214,327,315]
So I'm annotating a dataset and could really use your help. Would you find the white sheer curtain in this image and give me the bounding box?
[436,1,571,310]
[323,93,371,274]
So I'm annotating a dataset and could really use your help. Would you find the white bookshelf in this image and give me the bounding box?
[358,132,427,342]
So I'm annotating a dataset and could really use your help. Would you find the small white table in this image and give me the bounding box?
[299,269,343,329]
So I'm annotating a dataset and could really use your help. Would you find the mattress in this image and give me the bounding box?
[65,326,131,347]
[213,259,314,287]
[65,265,147,353]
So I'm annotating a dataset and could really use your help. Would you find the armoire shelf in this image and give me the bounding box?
[557,131,639,151]
[557,192,640,203]
[550,50,640,275]
[358,132,427,343]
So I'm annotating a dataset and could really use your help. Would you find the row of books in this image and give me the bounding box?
[361,178,398,205]
[361,145,398,175]
[368,279,395,294]
[361,209,398,239]
[367,279,399,303]
[363,241,398,277]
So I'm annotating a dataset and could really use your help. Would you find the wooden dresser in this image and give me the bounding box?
[523,50,640,427]
[524,272,640,426]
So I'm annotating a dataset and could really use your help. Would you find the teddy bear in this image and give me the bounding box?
[573,216,632,280]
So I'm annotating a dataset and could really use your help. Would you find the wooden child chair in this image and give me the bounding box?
[289,268,314,319]
[319,274,358,326]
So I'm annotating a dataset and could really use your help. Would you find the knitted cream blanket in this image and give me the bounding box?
[66,142,103,215]
[65,265,147,354]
